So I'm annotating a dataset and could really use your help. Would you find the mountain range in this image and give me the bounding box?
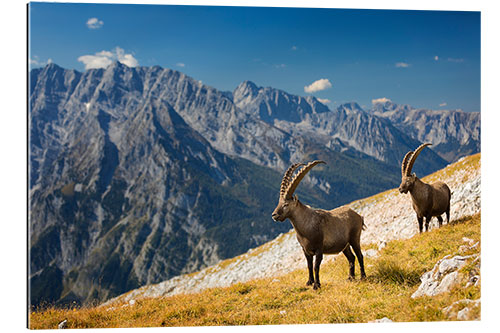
[28,62,479,306]
[371,100,480,162]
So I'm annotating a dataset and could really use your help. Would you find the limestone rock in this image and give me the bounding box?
[442,299,480,320]
[411,255,477,298]
[57,319,67,329]
[369,317,393,323]
[364,249,379,258]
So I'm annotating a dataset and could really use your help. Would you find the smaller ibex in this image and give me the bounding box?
[399,143,452,232]
[272,161,366,289]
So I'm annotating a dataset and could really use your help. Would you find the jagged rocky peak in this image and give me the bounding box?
[337,102,364,114]
[303,95,331,113]
[233,80,329,123]
[234,80,260,97]
[97,61,144,102]
[40,62,65,74]
[370,100,414,114]
[31,62,81,97]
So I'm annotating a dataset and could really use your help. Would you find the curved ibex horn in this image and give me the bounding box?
[280,163,304,199]
[284,160,326,200]
[405,143,432,176]
[401,151,413,177]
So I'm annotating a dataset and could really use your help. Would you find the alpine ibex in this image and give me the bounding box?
[272,161,366,289]
[399,143,451,233]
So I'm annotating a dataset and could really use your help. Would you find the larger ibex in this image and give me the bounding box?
[272,161,366,289]
[399,143,452,233]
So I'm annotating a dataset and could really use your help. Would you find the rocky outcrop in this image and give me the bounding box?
[369,317,393,323]
[442,299,481,321]
[411,254,478,298]
[409,236,481,320]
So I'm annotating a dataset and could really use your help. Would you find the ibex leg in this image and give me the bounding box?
[417,216,424,233]
[304,251,314,286]
[350,243,366,279]
[437,215,443,227]
[425,216,431,232]
[342,247,356,280]
[313,252,323,290]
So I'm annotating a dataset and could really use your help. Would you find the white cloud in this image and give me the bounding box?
[291,46,298,51]
[274,63,286,69]
[439,102,447,107]
[317,98,331,105]
[395,62,410,68]
[304,79,332,93]
[176,62,185,68]
[78,51,113,69]
[447,57,464,63]
[78,47,138,70]
[29,56,42,66]
[87,17,104,29]
[29,57,40,66]
[372,97,392,104]
[30,56,52,67]
[434,55,439,61]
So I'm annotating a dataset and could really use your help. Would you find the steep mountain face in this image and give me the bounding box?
[29,63,404,307]
[371,101,480,163]
[29,63,296,306]
[232,81,447,175]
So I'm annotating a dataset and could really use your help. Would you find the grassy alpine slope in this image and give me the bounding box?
[29,214,481,328]
[29,154,481,328]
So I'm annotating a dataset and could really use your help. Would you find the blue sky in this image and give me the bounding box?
[28,2,480,112]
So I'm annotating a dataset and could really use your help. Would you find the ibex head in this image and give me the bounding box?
[399,143,432,194]
[272,160,325,222]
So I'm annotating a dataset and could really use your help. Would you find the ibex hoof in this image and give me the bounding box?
[306,280,314,286]
[347,276,355,281]
[313,282,321,290]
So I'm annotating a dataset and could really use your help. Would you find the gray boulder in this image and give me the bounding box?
[411,254,477,298]
[369,317,393,323]
[442,299,481,320]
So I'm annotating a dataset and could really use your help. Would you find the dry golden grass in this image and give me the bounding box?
[423,153,480,184]
[30,213,480,329]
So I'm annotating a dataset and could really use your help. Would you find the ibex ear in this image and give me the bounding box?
[293,195,298,202]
